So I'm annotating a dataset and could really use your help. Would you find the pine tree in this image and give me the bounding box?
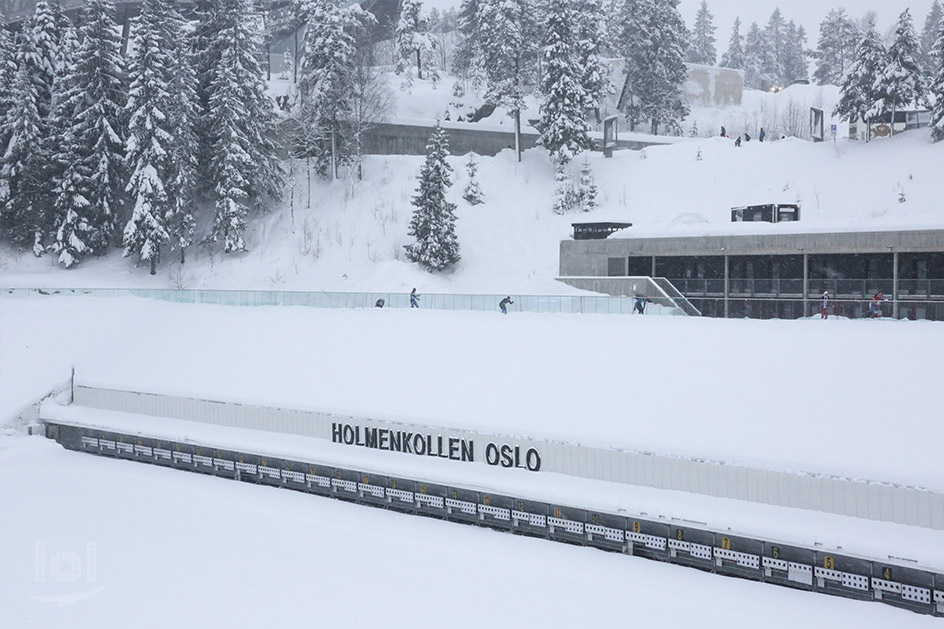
[406,124,459,271]
[744,21,774,90]
[574,0,611,110]
[813,8,861,86]
[0,26,16,136]
[781,21,808,85]
[641,0,690,134]
[395,0,433,81]
[51,150,91,267]
[551,161,574,214]
[24,0,62,121]
[873,9,925,136]
[615,0,655,130]
[834,16,885,141]
[720,17,745,69]
[59,0,127,255]
[919,1,944,77]
[762,8,787,88]
[1,61,46,248]
[462,155,483,205]
[121,0,175,274]
[452,0,481,81]
[200,0,283,242]
[538,0,591,164]
[930,16,944,141]
[686,0,717,65]
[577,159,597,212]
[475,0,539,160]
[296,0,373,178]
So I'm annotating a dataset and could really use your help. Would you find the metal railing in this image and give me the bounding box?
[0,288,680,316]
[669,278,944,300]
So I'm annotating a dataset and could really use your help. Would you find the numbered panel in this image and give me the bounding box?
[478,493,514,530]
[626,518,670,561]
[234,452,262,482]
[304,463,334,495]
[713,533,762,578]
[385,476,417,512]
[257,455,287,487]
[814,552,872,600]
[413,481,448,516]
[668,525,713,568]
[357,472,389,506]
[585,512,628,552]
[330,467,360,499]
[444,487,480,524]
[762,542,815,590]
[511,499,549,537]
[871,563,935,613]
[547,505,587,545]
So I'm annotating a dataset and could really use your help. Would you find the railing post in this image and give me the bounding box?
[893,251,899,319]
[723,255,729,318]
[802,254,809,317]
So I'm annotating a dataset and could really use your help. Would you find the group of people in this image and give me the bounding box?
[722,126,768,148]
[375,289,514,314]
[818,290,888,319]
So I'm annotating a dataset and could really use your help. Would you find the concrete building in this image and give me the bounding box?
[559,228,944,321]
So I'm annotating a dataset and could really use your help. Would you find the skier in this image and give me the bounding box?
[720,125,726,137]
[499,296,514,314]
[634,295,653,314]
[734,136,742,147]
[410,288,420,308]
[759,127,766,142]
[744,132,752,142]
[375,298,385,308]
[868,291,887,318]
[819,291,830,319]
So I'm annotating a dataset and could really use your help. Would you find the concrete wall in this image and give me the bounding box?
[685,64,744,107]
[559,229,944,277]
[70,384,944,530]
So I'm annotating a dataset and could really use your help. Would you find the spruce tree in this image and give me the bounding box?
[686,0,717,65]
[641,0,690,134]
[1,61,46,248]
[720,17,745,69]
[538,0,591,164]
[574,0,610,110]
[834,17,885,141]
[406,124,459,271]
[475,0,539,160]
[122,0,174,274]
[813,8,860,86]
[781,21,808,85]
[762,9,787,88]
[873,9,925,136]
[59,0,127,254]
[200,0,283,241]
[930,17,944,141]
[395,0,432,81]
[744,21,775,90]
[0,27,15,135]
[616,0,655,130]
[462,155,483,205]
[452,0,481,81]
[577,159,597,212]
[919,1,944,77]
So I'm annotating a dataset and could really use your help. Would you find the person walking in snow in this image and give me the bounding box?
[410,288,420,308]
[759,127,766,142]
[720,125,726,137]
[734,136,742,147]
[634,295,653,314]
[499,296,514,314]
[819,291,830,319]
[868,291,887,318]
[744,132,751,142]
[375,298,385,308]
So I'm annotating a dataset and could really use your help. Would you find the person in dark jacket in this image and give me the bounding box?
[634,296,653,314]
[410,288,419,308]
[499,296,514,314]
[759,127,766,142]
[734,136,742,147]
[375,298,385,308]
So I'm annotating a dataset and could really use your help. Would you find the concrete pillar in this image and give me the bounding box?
[651,256,656,277]
[723,255,730,318]
[893,251,899,319]
[802,254,809,317]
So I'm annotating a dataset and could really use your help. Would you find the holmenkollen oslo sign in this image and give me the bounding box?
[331,422,542,472]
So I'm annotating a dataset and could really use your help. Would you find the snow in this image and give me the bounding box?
[2,436,939,629]
[3,297,944,494]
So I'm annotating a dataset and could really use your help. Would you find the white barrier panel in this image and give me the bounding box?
[71,384,944,530]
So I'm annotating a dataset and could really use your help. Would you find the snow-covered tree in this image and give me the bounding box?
[551,161,573,215]
[121,0,176,274]
[56,0,127,255]
[576,159,597,212]
[873,9,925,136]
[919,1,944,77]
[720,17,745,69]
[686,0,717,65]
[813,8,861,86]
[296,0,374,178]
[395,0,434,81]
[462,155,483,205]
[615,0,654,129]
[781,21,808,85]
[834,16,885,141]
[475,0,539,160]
[452,0,482,81]
[0,27,16,135]
[930,17,944,141]
[200,0,283,241]
[574,0,611,110]
[406,124,459,271]
[0,61,46,248]
[762,8,787,88]
[538,0,591,163]
[744,21,774,90]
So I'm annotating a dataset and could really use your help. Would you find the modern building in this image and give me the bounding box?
[559,227,944,321]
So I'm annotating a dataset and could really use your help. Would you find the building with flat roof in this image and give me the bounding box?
[559,227,944,320]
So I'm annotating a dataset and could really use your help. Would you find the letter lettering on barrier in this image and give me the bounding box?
[413,434,426,456]
[526,448,541,472]
[365,427,378,449]
[448,438,460,460]
[342,424,355,445]
[485,443,499,466]
[461,440,474,462]
[390,431,402,452]
[500,444,514,468]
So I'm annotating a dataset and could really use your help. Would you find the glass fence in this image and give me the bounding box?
[0,288,685,316]
[670,278,944,300]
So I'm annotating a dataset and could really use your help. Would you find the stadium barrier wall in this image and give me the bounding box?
[41,420,944,617]
[0,287,685,315]
[70,384,944,531]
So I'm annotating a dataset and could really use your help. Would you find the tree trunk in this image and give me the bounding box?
[149,255,156,276]
[293,29,299,84]
[416,48,422,80]
[330,129,337,180]
[179,247,186,265]
[515,110,521,162]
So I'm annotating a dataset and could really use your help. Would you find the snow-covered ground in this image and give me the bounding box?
[4,435,941,629]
